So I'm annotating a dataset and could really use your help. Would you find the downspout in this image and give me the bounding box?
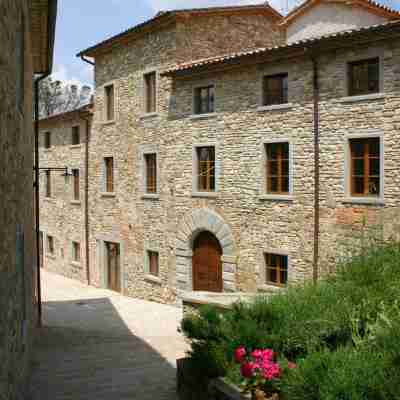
[84,117,91,285]
[311,56,320,284]
[34,72,51,328]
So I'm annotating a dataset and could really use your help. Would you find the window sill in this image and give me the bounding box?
[258,284,286,292]
[144,274,162,284]
[259,194,294,202]
[142,193,160,200]
[342,197,385,206]
[71,261,82,268]
[140,112,159,120]
[338,93,385,104]
[70,200,81,205]
[257,103,294,112]
[70,144,82,149]
[192,191,218,198]
[102,119,116,126]
[189,113,217,120]
[100,192,116,198]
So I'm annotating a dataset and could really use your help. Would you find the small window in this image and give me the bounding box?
[104,84,115,121]
[197,146,215,192]
[266,142,290,194]
[71,126,80,145]
[194,85,215,114]
[263,73,288,106]
[45,170,51,198]
[144,71,156,113]
[148,251,159,277]
[47,236,54,255]
[349,137,380,197]
[44,131,51,149]
[265,253,288,286]
[348,58,379,96]
[104,157,114,193]
[145,153,157,194]
[72,169,80,200]
[72,241,81,263]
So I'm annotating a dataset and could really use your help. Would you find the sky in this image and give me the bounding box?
[53,0,400,88]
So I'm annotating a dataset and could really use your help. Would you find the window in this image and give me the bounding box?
[44,131,51,149]
[263,73,288,106]
[266,142,290,194]
[197,146,215,192]
[265,253,288,286]
[349,137,380,197]
[47,236,54,255]
[348,58,379,96]
[104,84,115,121]
[72,169,80,200]
[144,71,156,113]
[104,157,114,193]
[145,153,157,194]
[147,251,159,277]
[194,85,215,114]
[45,170,51,197]
[72,241,81,263]
[71,126,80,145]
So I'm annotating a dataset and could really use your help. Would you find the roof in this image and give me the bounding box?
[163,19,400,77]
[77,3,283,58]
[281,0,400,27]
[30,0,58,73]
[39,103,93,124]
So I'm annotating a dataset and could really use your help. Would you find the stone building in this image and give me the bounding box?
[0,1,57,399]
[41,1,400,306]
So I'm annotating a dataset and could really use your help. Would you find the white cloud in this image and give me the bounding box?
[51,63,94,89]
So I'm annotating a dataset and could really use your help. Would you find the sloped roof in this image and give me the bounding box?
[39,103,93,124]
[77,3,283,58]
[281,0,400,26]
[163,19,400,77]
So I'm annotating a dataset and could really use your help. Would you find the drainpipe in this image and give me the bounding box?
[84,117,91,285]
[34,72,51,328]
[312,57,320,284]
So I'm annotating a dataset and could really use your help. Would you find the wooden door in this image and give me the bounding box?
[105,242,121,292]
[192,231,222,292]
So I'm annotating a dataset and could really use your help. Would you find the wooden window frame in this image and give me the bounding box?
[72,241,81,263]
[264,252,288,287]
[71,126,80,145]
[263,73,288,106]
[143,71,157,114]
[196,146,216,192]
[147,250,159,277]
[265,142,290,195]
[348,57,380,97]
[72,169,80,200]
[45,170,51,198]
[144,153,157,194]
[193,85,215,115]
[104,84,115,122]
[104,157,114,193]
[44,131,51,149]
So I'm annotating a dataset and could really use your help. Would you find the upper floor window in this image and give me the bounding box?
[45,170,51,198]
[265,253,288,287]
[147,250,159,277]
[104,84,115,121]
[72,169,80,200]
[144,71,156,114]
[72,126,80,145]
[263,73,288,106]
[349,137,380,197]
[44,131,51,149]
[265,142,290,195]
[194,85,215,115]
[104,157,114,193]
[72,241,81,263]
[145,153,157,194]
[348,58,379,96]
[197,146,215,192]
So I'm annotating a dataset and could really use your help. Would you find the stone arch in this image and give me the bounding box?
[175,208,237,292]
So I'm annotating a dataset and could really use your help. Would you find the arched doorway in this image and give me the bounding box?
[192,231,222,292]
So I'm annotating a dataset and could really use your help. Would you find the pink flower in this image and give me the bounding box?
[263,362,281,380]
[288,362,296,369]
[262,349,274,361]
[251,349,263,359]
[234,347,247,363]
[241,361,257,378]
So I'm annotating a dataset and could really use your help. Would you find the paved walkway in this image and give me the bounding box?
[29,270,188,400]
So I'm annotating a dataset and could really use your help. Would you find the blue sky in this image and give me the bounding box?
[53,0,400,87]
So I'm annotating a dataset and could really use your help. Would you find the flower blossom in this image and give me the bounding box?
[241,361,257,378]
[234,346,247,363]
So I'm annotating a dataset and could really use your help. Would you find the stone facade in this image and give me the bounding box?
[0,1,56,399]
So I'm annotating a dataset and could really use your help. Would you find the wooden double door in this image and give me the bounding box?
[105,242,121,293]
[192,231,223,292]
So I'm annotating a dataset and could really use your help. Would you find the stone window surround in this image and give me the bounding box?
[141,67,159,118]
[143,245,162,284]
[70,167,81,205]
[70,124,82,148]
[46,233,56,259]
[96,234,125,294]
[342,130,384,205]
[258,249,290,291]
[192,142,220,198]
[191,81,217,118]
[71,240,82,267]
[260,138,294,201]
[101,155,116,197]
[139,144,160,199]
[101,80,118,124]
[176,208,237,293]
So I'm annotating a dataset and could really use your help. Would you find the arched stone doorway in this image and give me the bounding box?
[176,208,237,292]
[192,231,222,292]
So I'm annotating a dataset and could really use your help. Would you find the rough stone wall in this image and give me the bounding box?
[39,115,89,284]
[0,1,36,399]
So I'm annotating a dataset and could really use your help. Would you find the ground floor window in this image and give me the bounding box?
[265,253,288,286]
[147,250,159,277]
[72,241,81,263]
